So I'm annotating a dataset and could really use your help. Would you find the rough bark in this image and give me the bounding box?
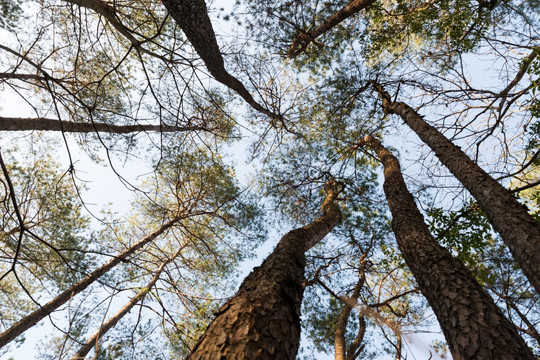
[0,117,209,133]
[288,0,375,58]
[72,257,173,359]
[360,135,534,360]
[371,81,540,295]
[160,0,280,120]
[0,216,183,349]
[187,179,342,359]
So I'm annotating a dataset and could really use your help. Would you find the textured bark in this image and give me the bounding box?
[161,0,279,120]
[371,81,540,295]
[188,180,342,359]
[0,217,182,349]
[288,0,375,58]
[0,117,208,133]
[361,135,534,360]
[72,258,173,359]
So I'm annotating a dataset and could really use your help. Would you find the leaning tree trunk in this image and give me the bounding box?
[372,81,540,295]
[72,253,177,360]
[360,135,534,360]
[288,0,375,58]
[0,216,184,349]
[160,0,279,121]
[188,179,342,359]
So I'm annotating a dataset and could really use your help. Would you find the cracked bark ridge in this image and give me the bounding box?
[161,0,280,120]
[371,81,540,295]
[361,135,534,360]
[188,179,342,359]
[288,0,375,58]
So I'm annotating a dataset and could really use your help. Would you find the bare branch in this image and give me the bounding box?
[72,250,180,359]
[0,213,194,349]
[0,117,213,134]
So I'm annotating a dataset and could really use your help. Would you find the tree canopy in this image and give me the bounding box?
[0,0,539,359]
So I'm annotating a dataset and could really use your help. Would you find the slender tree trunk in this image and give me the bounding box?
[0,216,184,349]
[372,81,540,295]
[360,135,534,360]
[160,0,280,120]
[0,117,209,133]
[335,258,366,360]
[72,254,176,359]
[288,0,375,58]
[188,179,342,359]
[346,314,366,360]
[394,331,402,360]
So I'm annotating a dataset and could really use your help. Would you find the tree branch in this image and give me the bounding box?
[0,116,212,134]
[72,251,180,359]
[288,0,375,58]
[0,213,196,349]
[160,0,282,121]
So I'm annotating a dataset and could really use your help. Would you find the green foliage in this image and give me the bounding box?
[427,200,495,283]
[365,0,490,59]
[528,49,540,119]
[141,144,262,238]
[0,0,24,30]
[303,294,345,354]
[110,145,265,357]
[0,149,93,330]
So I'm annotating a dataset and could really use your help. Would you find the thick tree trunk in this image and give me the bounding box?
[372,81,540,295]
[188,180,342,359]
[360,135,534,360]
[288,0,375,58]
[0,216,183,349]
[0,117,208,133]
[161,0,280,120]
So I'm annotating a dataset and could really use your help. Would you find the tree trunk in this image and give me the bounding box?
[0,216,184,349]
[187,179,342,359]
[372,81,540,295]
[335,257,366,360]
[0,117,209,133]
[346,314,366,360]
[288,0,375,58]
[160,0,280,120]
[360,135,534,360]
